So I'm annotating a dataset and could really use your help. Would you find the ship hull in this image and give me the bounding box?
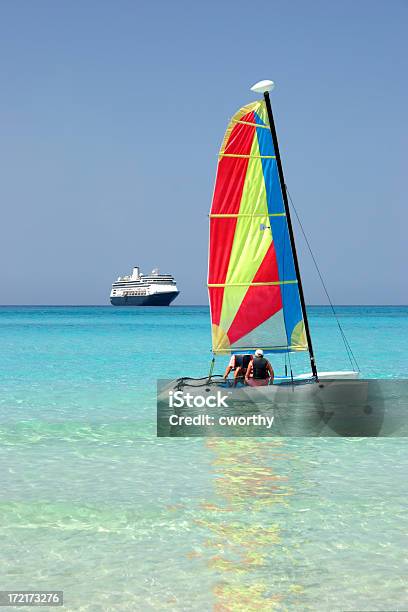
[110,291,179,306]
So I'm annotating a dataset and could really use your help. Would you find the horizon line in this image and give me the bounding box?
[0,304,407,308]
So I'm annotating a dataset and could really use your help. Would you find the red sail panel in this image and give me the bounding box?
[227,243,282,343]
[208,119,255,325]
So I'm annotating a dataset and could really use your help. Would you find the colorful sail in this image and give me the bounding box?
[208,99,308,354]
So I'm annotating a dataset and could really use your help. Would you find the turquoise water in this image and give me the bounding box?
[0,306,407,610]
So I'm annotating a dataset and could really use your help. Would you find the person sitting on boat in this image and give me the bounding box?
[245,349,274,386]
[223,354,253,385]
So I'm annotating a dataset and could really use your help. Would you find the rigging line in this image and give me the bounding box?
[286,187,360,372]
[287,186,358,372]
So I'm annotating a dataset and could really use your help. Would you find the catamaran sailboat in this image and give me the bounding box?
[174,79,358,396]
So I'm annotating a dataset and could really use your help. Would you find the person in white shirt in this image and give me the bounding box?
[223,354,253,385]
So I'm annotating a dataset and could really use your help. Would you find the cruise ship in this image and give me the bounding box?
[110,266,179,306]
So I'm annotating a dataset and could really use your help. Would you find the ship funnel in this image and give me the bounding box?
[132,266,140,279]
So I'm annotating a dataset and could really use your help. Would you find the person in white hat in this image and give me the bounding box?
[245,349,274,386]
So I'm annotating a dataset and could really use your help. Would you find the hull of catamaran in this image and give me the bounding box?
[161,370,359,400]
[160,370,359,398]
[281,370,358,381]
[158,373,398,437]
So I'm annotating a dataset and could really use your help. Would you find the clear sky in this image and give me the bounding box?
[0,0,406,305]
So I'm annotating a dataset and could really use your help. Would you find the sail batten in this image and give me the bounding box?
[209,281,298,287]
[208,99,308,355]
[219,154,276,159]
[232,120,270,128]
[210,213,286,218]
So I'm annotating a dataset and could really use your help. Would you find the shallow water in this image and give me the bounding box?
[0,306,407,610]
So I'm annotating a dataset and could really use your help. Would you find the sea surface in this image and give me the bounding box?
[0,305,407,611]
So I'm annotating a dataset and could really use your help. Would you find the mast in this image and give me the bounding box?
[252,81,317,377]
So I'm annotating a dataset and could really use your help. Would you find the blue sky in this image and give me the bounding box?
[0,0,406,304]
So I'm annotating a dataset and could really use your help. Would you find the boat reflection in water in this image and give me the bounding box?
[197,438,294,609]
